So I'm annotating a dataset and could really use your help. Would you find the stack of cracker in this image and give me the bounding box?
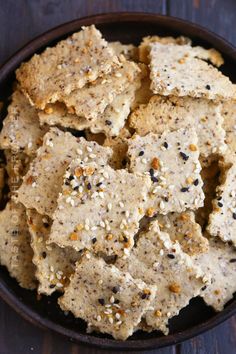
[0,25,235,341]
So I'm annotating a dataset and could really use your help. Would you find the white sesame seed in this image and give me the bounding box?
[103,171,109,179]
[119,201,124,208]
[115,313,121,319]
[141,158,147,164]
[76,149,83,155]
[70,199,75,207]
[79,186,83,193]
[124,248,129,255]
[108,203,112,211]
[100,221,105,228]
[97,315,101,322]
[110,296,115,303]
[91,226,97,231]
[89,153,96,159]
[160,201,165,209]
[160,249,164,256]
[84,224,90,231]
[108,317,114,324]
[85,253,91,259]
[87,146,92,152]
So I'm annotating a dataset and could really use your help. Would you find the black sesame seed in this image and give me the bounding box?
[164,197,169,202]
[201,285,207,291]
[217,196,222,201]
[141,293,147,299]
[121,159,127,166]
[42,251,47,259]
[98,298,105,305]
[105,120,112,126]
[151,176,159,183]
[138,151,144,156]
[92,237,97,244]
[232,213,236,220]
[112,286,120,294]
[180,187,189,193]
[193,179,199,186]
[87,182,92,190]
[96,182,103,187]
[218,202,223,207]
[167,254,175,259]
[179,152,189,161]
[163,142,168,149]
[43,222,50,228]
[123,236,128,243]
[68,175,74,181]
[73,185,79,191]
[206,84,211,90]
[49,284,56,289]
[229,258,236,263]
[149,168,154,176]
[114,299,120,304]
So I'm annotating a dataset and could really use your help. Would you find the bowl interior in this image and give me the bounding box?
[0,13,235,351]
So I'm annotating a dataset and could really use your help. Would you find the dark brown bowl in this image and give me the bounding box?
[0,12,235,351]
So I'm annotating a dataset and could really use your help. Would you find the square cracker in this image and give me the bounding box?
[0,90,48,155]
[154,211,209,256]
[194,237,236,311]
[128,128,204,214]
[27,209,81,295]
[16,128,112,217]
[39,78,141,136]
[207,163,236,246]
[0,202,36,289]
[58,253,156,340]
[149,42,236,100]
[59,61,140,120]
[222,101,236,162]
[116,221,207,334]
[129,95,227,163]
[49,160,151,257]
[16,25,119,109]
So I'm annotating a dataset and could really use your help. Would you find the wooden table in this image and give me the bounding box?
[0,1,236,353]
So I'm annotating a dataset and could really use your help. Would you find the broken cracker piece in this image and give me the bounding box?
[149,43,235,100]
[207,163,236,246]
[155,211,209,256]
[16,128,112,217]
[27,209,81,295]
[139,35,192,64]
[0,90,48,155]
[116,221,207,334]
[49,160,151,257]
[128,128,204,214]
[129,95,226,163]
[58,253,156,340]
[16,25,119,109]
[0,202,36,289]
[194,236,236,311]
[109,41,139,61]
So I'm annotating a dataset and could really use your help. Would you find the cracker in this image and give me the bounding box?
[139,35,192,64]
[129,95,226,162]
[0,202,36,289]
[155,211,209,256]
[16,25,119,109]
[109,41,139,61]
[128,128,204,214]
[104,128,131,169]
[207,163,236,246]
[194,237,236,311]
[49,160,151,257]
[40,79,141,137]
[116,221,207,334]
[27,209,80,295]
[0,90,48,155]
[16,128,112,217]
[222,101,236,162]
[58,253,156,340]
[149,43,236,100]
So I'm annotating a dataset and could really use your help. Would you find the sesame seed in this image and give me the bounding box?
[119,201,124,208]
[138,151,144,156]
[76,149,83,155]
[110,296,115,303]
[108,203,112,211]
[141,158,147,164]
[97,315,101,321]
[87,146,92,152]
[109,317,114,324]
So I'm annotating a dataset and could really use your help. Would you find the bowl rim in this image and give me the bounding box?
[0,12,235,351]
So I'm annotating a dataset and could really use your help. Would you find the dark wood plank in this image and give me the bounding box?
[0,0,167,65]
[178,316,236,354]
[168,0,236,46]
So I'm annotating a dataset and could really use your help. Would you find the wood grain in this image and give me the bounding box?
[0,1,236,353]
[168,0,236,46]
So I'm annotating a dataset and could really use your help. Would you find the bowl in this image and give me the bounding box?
[0,12,235,351]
